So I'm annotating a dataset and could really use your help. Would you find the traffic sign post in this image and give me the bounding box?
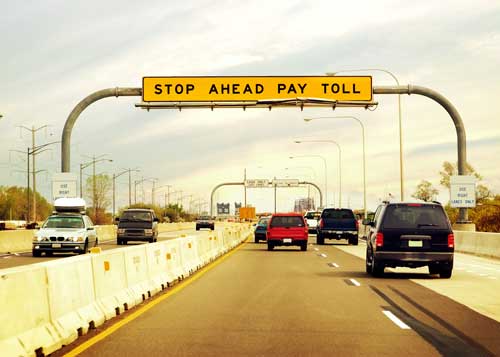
[52,173,78,201]
[272,179,300,187]
[450,175,476,208]
[244,179,271,188]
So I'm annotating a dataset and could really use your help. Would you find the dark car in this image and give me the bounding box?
[364,202,454,278]
[116,209,159,245]
[266,213,308,251]
[196,216,215,230]
[254,217,270,243]
[316,208,358,245]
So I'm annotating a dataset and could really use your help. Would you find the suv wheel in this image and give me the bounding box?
[254,236,259,243]
[349,236,358,245]
[196,226,200,231]
[428,263,440,275]
[371,253,384,277]
[94,238,99,247]
[267,242,274,251]
[365,249,371,274]
[317,234,324,245]
[32,250,41,257]
[439,263,453,279]
[300,242,307,251]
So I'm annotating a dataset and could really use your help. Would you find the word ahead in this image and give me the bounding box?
[142,76,372,102]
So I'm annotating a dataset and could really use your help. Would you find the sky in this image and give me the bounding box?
[1,0,499,215]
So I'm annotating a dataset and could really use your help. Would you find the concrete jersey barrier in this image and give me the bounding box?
[0,223,253,357]
[0,222,197,254]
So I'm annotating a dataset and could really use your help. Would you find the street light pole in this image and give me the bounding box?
[289,155,328,207]
[292,146,339,207]
[328,68,404,200]
[304,116,367,218]
[112,168,140,220]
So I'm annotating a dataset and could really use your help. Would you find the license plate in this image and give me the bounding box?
[52,243,62,248]
[283,238,292,243]
[408,240,423,247]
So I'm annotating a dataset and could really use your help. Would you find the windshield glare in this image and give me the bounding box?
[305,212,320,219]
[43,216,84,229]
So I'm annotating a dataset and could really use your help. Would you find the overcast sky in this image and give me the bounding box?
[1,0,499,214]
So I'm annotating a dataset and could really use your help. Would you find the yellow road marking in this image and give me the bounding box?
[64,239,248,356]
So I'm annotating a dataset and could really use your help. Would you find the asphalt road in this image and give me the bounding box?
[0,228,202,269]
[58,235,500,357]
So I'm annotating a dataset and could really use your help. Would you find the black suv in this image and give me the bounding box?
[364,202,454,278]
[116,209,159,244]
[317,208,358,245]
[196,216,215,230]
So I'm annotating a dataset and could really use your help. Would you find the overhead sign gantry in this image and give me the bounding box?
[60,75,470,224]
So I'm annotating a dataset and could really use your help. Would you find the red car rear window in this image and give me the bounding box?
[270,216,304,228]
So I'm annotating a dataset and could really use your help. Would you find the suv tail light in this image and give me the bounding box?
[355,220,359,230]
[448,233,454,248]
[319,219,324,229]
[376,233,384,247]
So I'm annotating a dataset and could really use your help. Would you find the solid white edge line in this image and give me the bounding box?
[383,310,411,329]
[350,278,361,286]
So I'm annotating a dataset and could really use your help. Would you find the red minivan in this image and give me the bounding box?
[266,213,309,251]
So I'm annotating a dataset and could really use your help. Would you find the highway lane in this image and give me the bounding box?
[59,236,500,357]
[0,227,213,270]
[336,239,500,323]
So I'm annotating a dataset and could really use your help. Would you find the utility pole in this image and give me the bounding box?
[18,125,49,222]
[80,155,113,221]
[244,168,247,207]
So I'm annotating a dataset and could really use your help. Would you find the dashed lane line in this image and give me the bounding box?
[383,310,411,330]
[350,278,361,287]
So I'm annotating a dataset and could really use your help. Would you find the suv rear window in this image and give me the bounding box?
[321,209,355,219]
[270,216,304,227]
[121,211,152,221]
[382,204,449,229]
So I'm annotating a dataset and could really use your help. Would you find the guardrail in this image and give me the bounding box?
[0,223,253,357]
[0,222,196,254]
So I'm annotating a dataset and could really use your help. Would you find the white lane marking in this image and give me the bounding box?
[383,310,411,330]
[488,277,497,280]
[331,262,339,268]
[314,248,319,251]
[350,279,361,287]
[479,274,488,277]
[319,253,327,258]
[465,270,475,273]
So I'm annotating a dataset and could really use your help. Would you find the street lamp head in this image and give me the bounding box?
[325,72,337,76]
[294,140,301,144]
[303,118,312,122]
[289,156,294,159]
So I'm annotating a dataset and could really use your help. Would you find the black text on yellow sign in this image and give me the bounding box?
[142,76,372,102]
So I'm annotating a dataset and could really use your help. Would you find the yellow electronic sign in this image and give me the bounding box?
[142,76,372,102]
